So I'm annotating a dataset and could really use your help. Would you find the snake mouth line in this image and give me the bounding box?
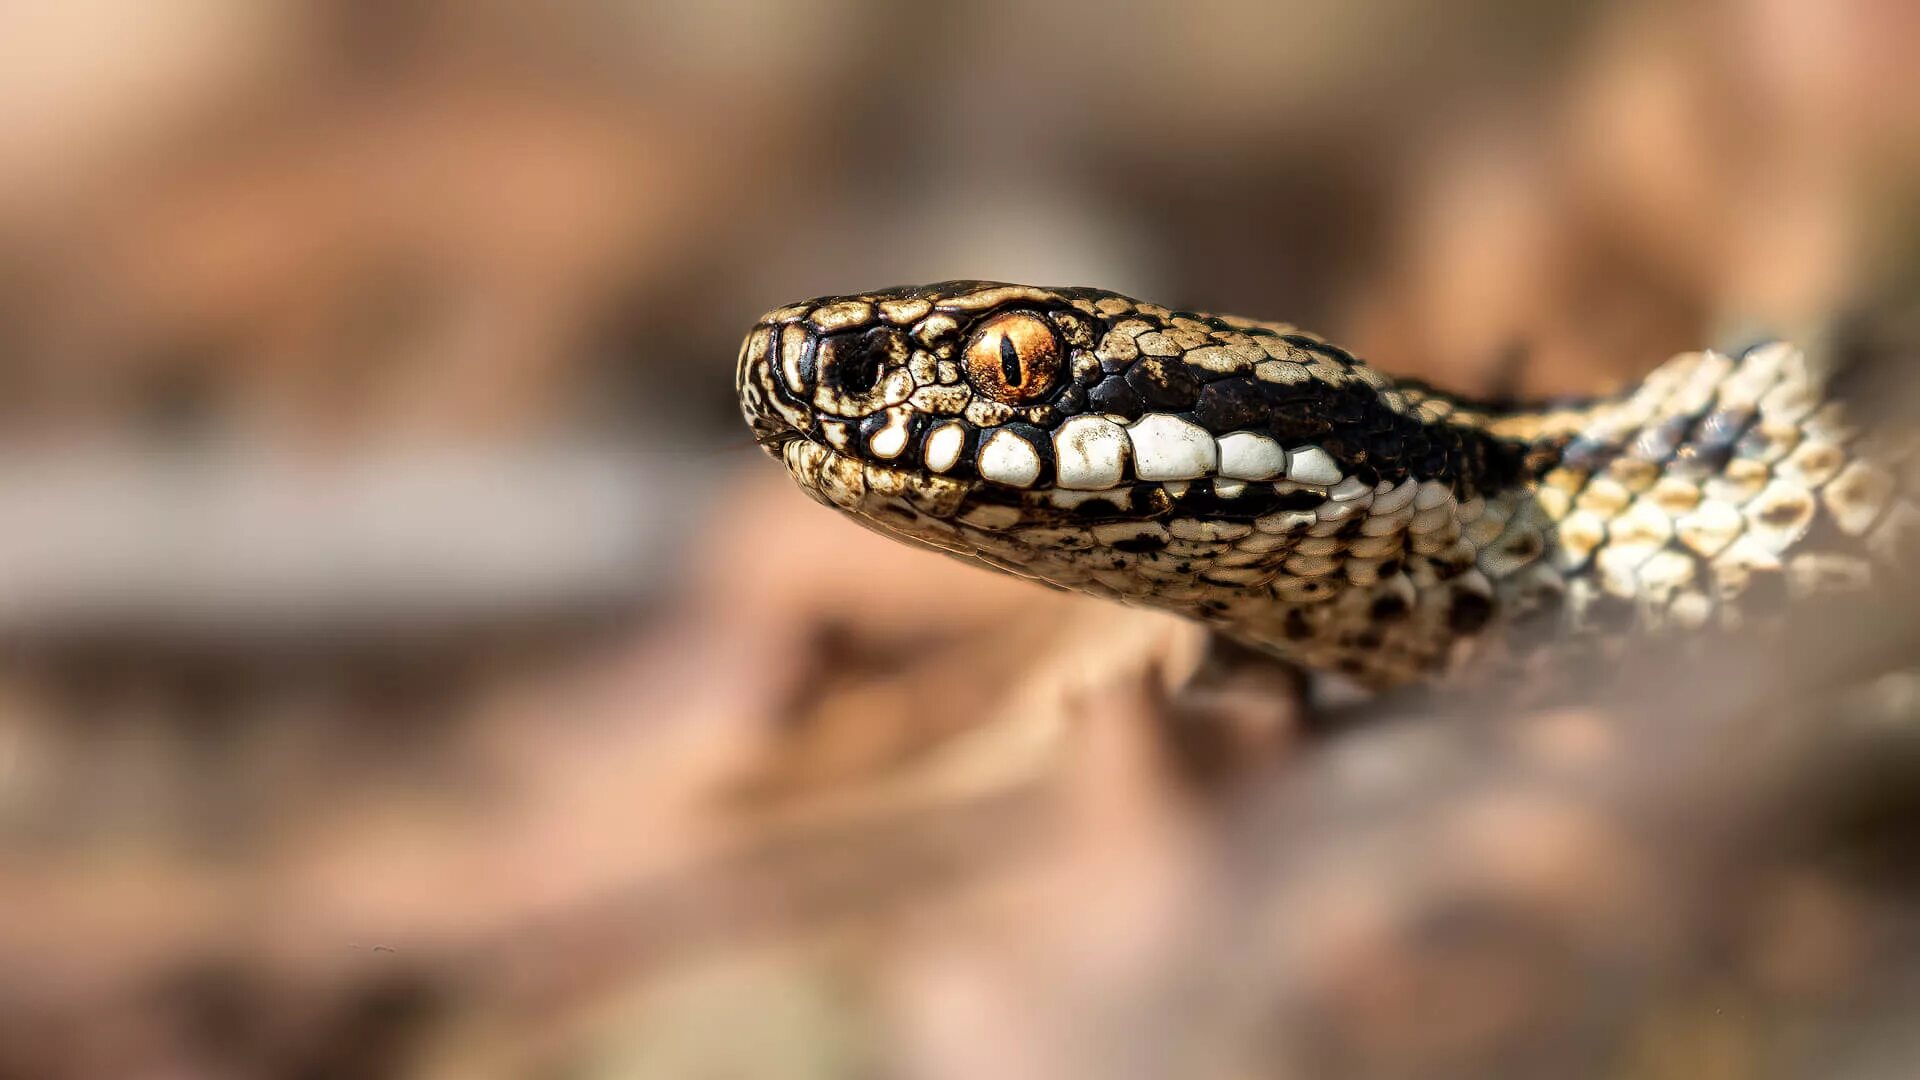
[771,423,1392,547]
[773,430,978,503]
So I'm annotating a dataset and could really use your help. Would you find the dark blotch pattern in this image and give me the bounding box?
[1447,591,1495,635]
[1087,375,1146,416]
[819,329,887,394]
[1125,356,1201,410]
[1193,378,1269,431]
[1370,594,1410,621]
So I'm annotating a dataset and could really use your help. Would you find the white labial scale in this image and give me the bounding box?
[1286,445,1343,486]
[979,429,1042,487]
[1128,414,1217,480]
[868,410,910,459]
[924,422,966,473]
[1216,432,1288,480]
[1053,416,1130,489]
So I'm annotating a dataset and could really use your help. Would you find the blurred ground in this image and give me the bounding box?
[0,2,1918,1077]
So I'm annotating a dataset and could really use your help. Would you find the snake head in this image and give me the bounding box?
[737,281,1532,679]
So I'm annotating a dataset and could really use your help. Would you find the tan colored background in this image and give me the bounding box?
[0,2,1916,1076]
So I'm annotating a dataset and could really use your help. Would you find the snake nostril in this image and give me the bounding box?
[819,328,900,397]
[841,345,882,394]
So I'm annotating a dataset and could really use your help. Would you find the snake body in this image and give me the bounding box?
[737,281,1916,686]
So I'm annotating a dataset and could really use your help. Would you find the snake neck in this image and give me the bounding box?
[1221,341,1911,685]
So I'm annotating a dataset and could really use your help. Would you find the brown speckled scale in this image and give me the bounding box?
[738,281,1917,687]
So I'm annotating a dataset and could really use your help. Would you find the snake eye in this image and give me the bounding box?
[964,312,1063,404]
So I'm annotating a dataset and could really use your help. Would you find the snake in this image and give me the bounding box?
[736,281,1918,688]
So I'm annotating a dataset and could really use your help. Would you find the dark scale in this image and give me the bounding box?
[1068,496,1132,521]
[1262,399,1337,443]
[1319,433,1370,474]
[1192,378,1271,431]
[1446,590,1495,635]
[1156,481,1315,523]
[1027,403,1063,428]
[1125,356,1202,410]
[1630,413,1698,465]
[1370,593,1411,621]
[1557,435,1617,473]
[1087,374,1147,417]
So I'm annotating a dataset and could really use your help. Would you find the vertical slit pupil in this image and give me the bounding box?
[999,333,1024,387]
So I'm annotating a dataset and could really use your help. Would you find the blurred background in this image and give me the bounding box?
[1,1,1917,1076]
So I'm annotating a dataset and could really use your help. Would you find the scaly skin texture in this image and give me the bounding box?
[737,281,1917,687]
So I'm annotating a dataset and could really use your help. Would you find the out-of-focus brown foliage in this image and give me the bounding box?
[0,1,1917,1077]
